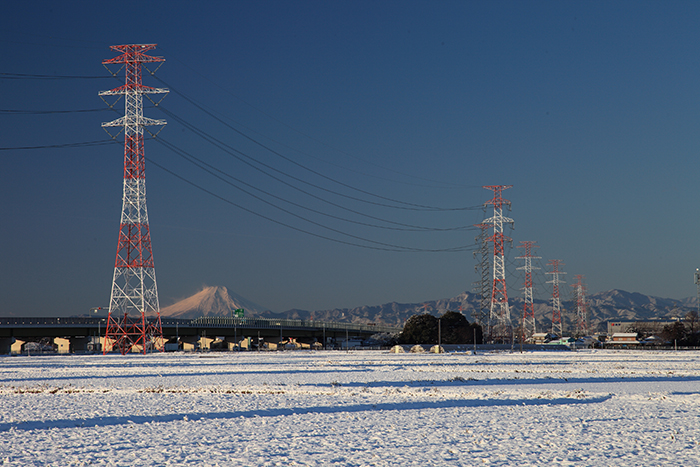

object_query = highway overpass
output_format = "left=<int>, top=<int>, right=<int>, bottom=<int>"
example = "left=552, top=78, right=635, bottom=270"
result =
left=0, top=316, right=402, bottom=353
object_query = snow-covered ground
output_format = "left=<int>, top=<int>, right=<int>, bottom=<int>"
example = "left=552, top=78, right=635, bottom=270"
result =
left=1, top=349, right=699, bottom=466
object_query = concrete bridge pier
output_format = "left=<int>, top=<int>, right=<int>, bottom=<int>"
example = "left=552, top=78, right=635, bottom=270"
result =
left=69, top=337, right=91, bottom=353
left=0, top=337, right=14, bottom=355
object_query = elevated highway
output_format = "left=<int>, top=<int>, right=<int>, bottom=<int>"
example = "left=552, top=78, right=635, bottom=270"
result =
left=0, top=316, right=401, bottom=353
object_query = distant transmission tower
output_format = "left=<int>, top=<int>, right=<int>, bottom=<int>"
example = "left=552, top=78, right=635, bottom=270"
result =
left=482, top=185, right=514, bottom=343
left=694, top=269, right=700, bottom=314
left=99, top=44, right=168, bottom=354
left=546, top=260, right=566, bottom=337
left=472, top=222, right=491, bottom=328
left=516, top=241, right=540, bottom=342
left=571, top=274, right=588, bottom=336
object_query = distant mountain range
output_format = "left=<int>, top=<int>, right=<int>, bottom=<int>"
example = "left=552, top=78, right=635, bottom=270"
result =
left=160, top=286, right=699, bottom=333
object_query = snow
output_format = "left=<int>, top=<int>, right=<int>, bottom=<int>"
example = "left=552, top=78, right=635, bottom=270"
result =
left=1, top=349, right=699, bottom=466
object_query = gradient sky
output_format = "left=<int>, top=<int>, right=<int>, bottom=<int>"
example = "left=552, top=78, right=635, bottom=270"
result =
left=3, top=1, right=700, bottom=317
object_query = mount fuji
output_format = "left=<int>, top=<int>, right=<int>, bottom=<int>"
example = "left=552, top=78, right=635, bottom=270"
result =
left=159, top=286, right=269, bottom=319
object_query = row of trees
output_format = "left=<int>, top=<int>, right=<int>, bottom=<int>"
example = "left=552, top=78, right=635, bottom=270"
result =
left=398, top=311, right=483, bottom=345
left=625, top=310, right=700, bottom=346
left=661, top=311, right=700, bottom=345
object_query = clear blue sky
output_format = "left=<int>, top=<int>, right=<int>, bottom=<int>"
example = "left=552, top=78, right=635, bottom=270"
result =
left=2, top=1, right=700, bottom=317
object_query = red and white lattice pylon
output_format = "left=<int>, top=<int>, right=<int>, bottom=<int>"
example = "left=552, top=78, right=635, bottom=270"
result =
left=546, top=260, right=566, bottom=337
left=571, top=275, right=588, bottom=337
left=99, top=44, right=168, bottom=355
left=482, top=185, right=514, bottom=343
left=516, top=241, right=540, bottom=342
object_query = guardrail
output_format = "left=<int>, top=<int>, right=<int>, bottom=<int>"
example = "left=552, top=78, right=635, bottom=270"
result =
left=189, top=316, right=400, bottom=334
left=0, top=317, right=107, bottom=326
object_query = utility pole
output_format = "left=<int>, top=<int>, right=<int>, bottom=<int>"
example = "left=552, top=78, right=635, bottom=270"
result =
left=546, top=260, right=566, bottom=337
left=482, top=185, right=514, bottom=343
left=99, top=44, right=168, bottom=355
left=516, top=241, right=540, bottom=342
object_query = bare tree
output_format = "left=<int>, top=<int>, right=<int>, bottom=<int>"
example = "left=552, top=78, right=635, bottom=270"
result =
left=686, top=310, right=699, bottom=335
left=625, top=322, right=664, bottom=339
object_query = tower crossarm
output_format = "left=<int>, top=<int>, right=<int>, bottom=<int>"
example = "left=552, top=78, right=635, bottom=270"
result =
left=482, top=185, right=513, bottom=209
left=482, top=215, right=514, bottom=226
left=102, top=44, right=165, bottom=64
left=99, top=86, right=169, bottom=96
left=101, top=116, right=168, bottom=128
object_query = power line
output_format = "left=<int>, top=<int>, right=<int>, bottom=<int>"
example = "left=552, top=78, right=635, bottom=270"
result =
left=155, top=135, right=473, bottom=233
left=153, top=80, right=476, bottom=212
left=3, top=69, right=480, bottom=206
left=0, top=108, right=111, bottom=114
left=0, top=33, right=108, bottom=50
left=0, top=72, right=112, bottom=79
left=160, top=105, right=480, bottom=213
left=3, top=67, right=472, bottom=189
left=1, top=70, right=479, bottom=251
left=146, top=154, right=476, bottom=254
left=5, top=130, right=472, bottom=251
left=154, top=49, right=474, bottom=189
left=0, top=140, right=118, bottom=151
left=150, top=140, right=470, bottom=249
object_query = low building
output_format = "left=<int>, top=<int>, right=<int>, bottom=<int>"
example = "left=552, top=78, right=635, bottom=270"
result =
left=546, top=337, right=576, bottom=347
left=609, top=333, right=640, bottom=346
left=54, top=337, right=70, bottom=354
left=575, top=336, right=596, bottom=348
left=531, top=333, right=548, bottom=344
left=607, top=320, right=675, bottom=337
left=198, top=336, right=214, bottom=350
left=11, top=339, right=24, bottom=354
left=181, top=340, right=196, bottom=351
left=640, top=335, right=663, bottom=346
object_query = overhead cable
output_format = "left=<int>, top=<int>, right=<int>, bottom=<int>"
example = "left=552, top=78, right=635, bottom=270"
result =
left=146, top=154, right=476, bottom=254
left=0, top=108, right=111, bottom=114
left=0, top=72, right=112, bottom=80
left=160, top=106, right=480, bottom=213
left=0, top=140, right=118, bottom=151
left=156, top=135, right=473, bottom=233
left=154, top=48, right=474, bottom=189
left=154, top=77, right=476, bottom=212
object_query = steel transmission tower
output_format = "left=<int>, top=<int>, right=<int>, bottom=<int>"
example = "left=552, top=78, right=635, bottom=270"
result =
left=472, top=222, right=491, bottom=328
left=694, top=269, right=700, bottom=315
left=546, top=260, right=566, bottom=337
left=571, top=275, right=588, bottom=336
left=99, top=44, right=168, bottom=354
left=482, top=185, right=514, bottom=343
left=516, top=241, right=540, bottom=341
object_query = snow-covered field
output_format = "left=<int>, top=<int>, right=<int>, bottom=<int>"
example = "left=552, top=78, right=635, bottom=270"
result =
left=1, top=349, right=699, bottom=466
